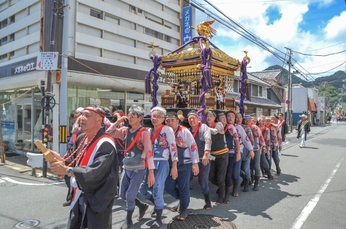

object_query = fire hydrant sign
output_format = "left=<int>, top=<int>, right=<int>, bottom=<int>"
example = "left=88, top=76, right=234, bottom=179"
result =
left=36, top=52, right=59, bottom=70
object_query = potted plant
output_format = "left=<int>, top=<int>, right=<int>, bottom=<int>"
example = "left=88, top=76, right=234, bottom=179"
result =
left=15, top=141, right=24, bottom=150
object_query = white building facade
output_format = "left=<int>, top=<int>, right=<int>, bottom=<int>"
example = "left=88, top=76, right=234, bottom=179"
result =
left=0, top=0, right=183, bottom=151
left=292, top=84, right=319, bottom=126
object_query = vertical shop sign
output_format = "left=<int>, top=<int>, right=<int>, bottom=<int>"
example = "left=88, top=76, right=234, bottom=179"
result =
left=182, top=6, right=193, bottom=45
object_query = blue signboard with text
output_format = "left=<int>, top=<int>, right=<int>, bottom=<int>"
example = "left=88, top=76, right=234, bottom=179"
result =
left=182, top=6, right=193, bottom=45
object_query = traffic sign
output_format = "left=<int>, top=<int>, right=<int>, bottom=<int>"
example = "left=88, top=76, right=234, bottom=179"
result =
left=36, top=52, right=59, bottom=70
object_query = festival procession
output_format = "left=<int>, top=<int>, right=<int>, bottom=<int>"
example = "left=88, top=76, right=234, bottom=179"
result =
left=0, top=0, right=346, bottom=229
left=37, top=21, right=307, bottom=229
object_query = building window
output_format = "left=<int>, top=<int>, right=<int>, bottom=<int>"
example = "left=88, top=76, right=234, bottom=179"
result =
left=90, top=9, right=103, bottom=19
left=129, top=5, right=136, bottom=14
left=0, top=37, right=7, bottom=46
left=1, top=19, right=8, bottom=29
left=259, top=86, right=262, bottom=97
left=267, top=89, right=271, bottom=99
left=252, top=84, right=258, bottom=96
left=105, top=13, right=120, bottom=25
left=144, top=27, right=163, bottom=40
left=165, top=35, right=172, bottom=43
left=9, top=51, right=14, bottom=59
left=147, top=17, right=162, bottom=25
left=0, top=53, right=7, bottom=60
left=9, top=33, right=14, bottom=42
left=10, top=15, right=15, bottom=24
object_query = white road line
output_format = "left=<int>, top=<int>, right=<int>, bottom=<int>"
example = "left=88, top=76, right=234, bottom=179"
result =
left=0, top=178, right=5, bottom=183
left=1, top=177, right=63, bottom=186
left=290, top=156, right=345, bottom=229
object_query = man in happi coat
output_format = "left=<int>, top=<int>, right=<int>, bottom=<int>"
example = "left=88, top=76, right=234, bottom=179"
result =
left=49, top=106, right=118, bottom=229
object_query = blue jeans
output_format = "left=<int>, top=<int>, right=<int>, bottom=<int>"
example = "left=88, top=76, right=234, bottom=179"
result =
left=165, top=163, right=191, bottom=211
left=197, top=161, right=211, bottom=195
left=138, top=160, right=169, bottom=210
left=260, top=149, right=270, bottom=171
left=271, top=148, right=280, bottom=168
left=120, top=169, right=146, bottom=211
left=225, top=154, right=236, bottom=187
left=241, top=147, right=251, bottom=179
left=233, top=158, right=242, bottom=184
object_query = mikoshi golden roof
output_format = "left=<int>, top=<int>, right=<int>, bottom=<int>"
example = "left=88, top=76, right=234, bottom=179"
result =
left=160, top=39, right=241, bottom=85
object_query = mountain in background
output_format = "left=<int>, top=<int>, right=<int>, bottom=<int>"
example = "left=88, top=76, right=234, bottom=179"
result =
left=265, top=65, right=346, bottom=89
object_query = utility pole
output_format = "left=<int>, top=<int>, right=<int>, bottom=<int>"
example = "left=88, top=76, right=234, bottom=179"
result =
left=41, top=0, right=58, bottom=177
left=285, top=47, right=292, bottom=133
left=59, top=0, right=69, bottom=156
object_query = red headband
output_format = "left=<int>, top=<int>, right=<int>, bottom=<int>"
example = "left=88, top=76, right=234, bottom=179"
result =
left=84, top=107, right=105, bottom=120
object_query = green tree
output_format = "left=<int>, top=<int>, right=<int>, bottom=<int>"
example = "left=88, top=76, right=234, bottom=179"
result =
left=315, top=83, right=340, bottom=106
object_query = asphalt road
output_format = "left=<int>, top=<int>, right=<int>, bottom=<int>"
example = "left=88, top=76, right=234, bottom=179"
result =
left=0, top=122, right=345, bottom=229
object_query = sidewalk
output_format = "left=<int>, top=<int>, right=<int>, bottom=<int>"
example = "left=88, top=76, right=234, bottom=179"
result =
left=0, top=151, right=56, bottom=178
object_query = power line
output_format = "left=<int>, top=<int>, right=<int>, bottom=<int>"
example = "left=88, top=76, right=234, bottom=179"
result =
left=186, top=0, right=342, bottom=83
left=308, top=61, right=346, bottom=75
left=292, top=49, right=346, bottom=57
left=191, top=0, right=287, bottom=63
left=303, top=60, right=346, bottom=70
left=299, top=41, right=346, bottom=52
left=191, top=0, right=317, bottom=83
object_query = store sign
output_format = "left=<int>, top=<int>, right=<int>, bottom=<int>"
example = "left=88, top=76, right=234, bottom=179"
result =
left=11, top=60, right=36, bottom=75
left=182, top=6, right=193, bottom=45
left=36, top=52, right=59, bottom=70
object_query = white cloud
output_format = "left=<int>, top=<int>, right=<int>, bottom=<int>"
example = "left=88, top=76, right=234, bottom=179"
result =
left=195, top=0, right=346, bottom=77
left=324, top=11, right=346, bottom=40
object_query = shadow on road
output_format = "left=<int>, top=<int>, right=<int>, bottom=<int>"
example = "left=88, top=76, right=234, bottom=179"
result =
left=226, top=173, right=301, bottom=220
left=281, top=154, right=299, bottom=157
left=300, top=147, right=319, bottom=149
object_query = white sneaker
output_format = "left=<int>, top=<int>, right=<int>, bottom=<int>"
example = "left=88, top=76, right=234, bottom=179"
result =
left=278, top=151, right=282, bottom=155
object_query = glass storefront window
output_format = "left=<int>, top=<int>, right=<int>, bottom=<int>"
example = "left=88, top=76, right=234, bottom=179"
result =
left=1, top=86, right=146, bottom=152
left=1, top=88, right=41, bottom=152
left=67, top=86, right=127, bottom=130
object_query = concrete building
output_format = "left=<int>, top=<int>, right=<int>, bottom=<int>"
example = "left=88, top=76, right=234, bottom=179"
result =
left=0, top=0, right=183, bottom=152
left=291, top=84, right=319, bottom=126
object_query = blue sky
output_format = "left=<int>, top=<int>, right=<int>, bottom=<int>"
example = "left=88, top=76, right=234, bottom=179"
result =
left=193, top=0, right=346, bottom=80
